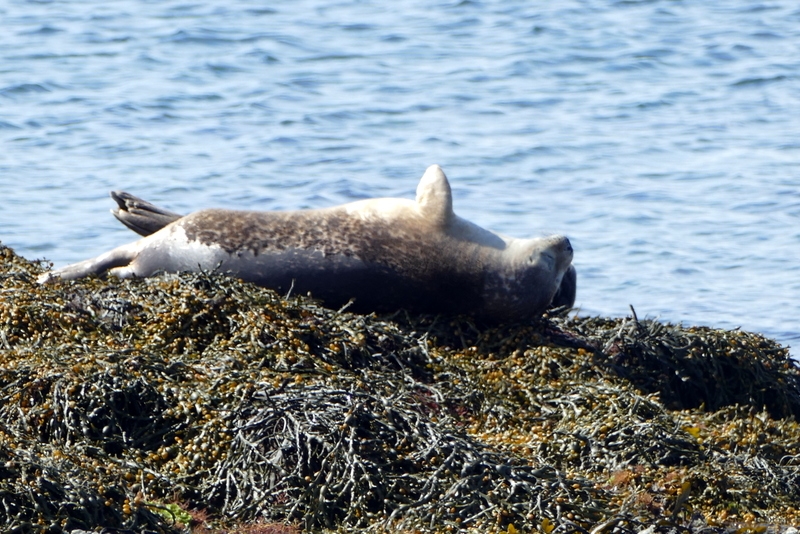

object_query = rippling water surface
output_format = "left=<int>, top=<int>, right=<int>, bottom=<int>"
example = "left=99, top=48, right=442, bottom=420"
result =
left=2, top=0, right=799, bottom=352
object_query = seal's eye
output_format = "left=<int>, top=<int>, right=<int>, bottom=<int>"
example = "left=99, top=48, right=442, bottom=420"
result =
left=534, top=251, right=555, bottom=270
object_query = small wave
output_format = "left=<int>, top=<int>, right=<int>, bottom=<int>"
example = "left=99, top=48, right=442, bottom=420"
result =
left=20, top=25, right=63, bottom=36
left=731, top=75, right=788, bottom=87
left=0, top=83, right=51, bottom=96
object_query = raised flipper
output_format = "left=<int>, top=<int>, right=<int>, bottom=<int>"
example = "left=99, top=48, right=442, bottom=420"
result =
left=415, top=164, right=454, bottom=227
left=110, top=191, right=183, bottom=237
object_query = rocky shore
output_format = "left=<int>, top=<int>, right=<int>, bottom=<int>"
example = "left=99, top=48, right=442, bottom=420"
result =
left=1, top=243, right=798, bottom=534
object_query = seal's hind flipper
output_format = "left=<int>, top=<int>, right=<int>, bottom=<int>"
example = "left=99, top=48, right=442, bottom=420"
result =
left=37, top=242, right=140, bottom=284
left=110, top=191, right=183, bottom=236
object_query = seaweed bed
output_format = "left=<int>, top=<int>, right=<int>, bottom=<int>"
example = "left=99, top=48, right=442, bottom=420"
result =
left=1, top=243, right=799, bottom=534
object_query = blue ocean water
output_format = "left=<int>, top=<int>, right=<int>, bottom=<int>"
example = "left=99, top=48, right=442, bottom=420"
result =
left=1, top=0, right=798, bottom=353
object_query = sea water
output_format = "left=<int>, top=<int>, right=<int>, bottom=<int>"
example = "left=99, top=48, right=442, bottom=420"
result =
left=1, top=0, right=798, bottom=353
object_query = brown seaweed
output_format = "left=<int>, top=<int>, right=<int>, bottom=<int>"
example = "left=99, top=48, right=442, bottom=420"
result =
left=1, top=243, right=799, bottom=533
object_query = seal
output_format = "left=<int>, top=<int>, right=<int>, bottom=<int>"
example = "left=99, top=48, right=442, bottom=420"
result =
left=38, top=165, right=576, bottom=321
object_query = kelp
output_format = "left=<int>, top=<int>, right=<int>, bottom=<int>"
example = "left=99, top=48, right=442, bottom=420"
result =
left=0, top=243, right=799, bottom=534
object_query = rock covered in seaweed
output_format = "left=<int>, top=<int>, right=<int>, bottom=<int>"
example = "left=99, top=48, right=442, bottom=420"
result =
left=1, top=242, right=799, bottom=533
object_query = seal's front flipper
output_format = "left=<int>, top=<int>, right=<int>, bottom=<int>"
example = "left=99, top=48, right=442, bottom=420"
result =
left=111, top=191, right=183, bottom=237
left=415, top=164, right=454, bottom=227
left=550, top=264, right=577, bottom=309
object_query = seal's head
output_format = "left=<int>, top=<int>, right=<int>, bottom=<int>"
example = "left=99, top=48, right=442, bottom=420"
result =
left=482, top=234, right=574, bottom=322
left=529, top=234, right=574, bottom=285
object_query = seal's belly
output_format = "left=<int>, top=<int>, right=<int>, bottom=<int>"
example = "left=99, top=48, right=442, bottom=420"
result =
left=134, top=224, right=484, bottom=314
left=223, top=248, right=483, bottom=314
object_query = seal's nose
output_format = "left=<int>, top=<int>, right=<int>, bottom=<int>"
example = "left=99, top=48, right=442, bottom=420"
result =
left=554, top=236, right=572, bottom=257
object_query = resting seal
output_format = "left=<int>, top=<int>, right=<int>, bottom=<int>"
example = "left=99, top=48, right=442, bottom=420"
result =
left=38, top=165, right=576, bottom=321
